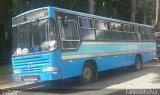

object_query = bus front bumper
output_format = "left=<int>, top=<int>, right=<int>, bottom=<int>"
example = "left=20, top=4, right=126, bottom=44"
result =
left=12, top=72, right=61, bottom=82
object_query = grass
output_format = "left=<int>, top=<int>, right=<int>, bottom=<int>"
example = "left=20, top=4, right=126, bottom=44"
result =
left=0, top=64, right=12, bottom=76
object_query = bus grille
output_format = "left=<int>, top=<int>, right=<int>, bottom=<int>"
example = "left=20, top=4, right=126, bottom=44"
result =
left=12, top=54, right=50, bottom=73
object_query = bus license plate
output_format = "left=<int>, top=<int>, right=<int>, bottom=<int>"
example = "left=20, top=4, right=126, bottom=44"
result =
left=23, top=75, right=38, bottom=81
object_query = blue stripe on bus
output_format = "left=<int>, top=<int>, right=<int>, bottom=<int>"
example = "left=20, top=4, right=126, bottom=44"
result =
left=61, top=42, right=156, bottom=57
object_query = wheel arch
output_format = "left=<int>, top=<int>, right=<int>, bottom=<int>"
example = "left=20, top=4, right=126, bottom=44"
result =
left=82, top=59, right=98, bottom=72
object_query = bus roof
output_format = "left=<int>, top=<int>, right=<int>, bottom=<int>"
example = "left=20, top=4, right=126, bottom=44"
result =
left=13, top=6, right=154, bottom=28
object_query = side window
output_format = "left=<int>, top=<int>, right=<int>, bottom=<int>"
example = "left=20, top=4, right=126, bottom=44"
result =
left=139, top=27, right=145, bottom=33
left=131, top=26, right=134, bottom=32
left=79, top=17, right=95, bottom=40
left=79, top=17, right=93, bottom=28
left=65, top=21, right=79, bottom=40
left=124, top=24, right=136, bottom=41
left=140, top=27, right=148, bottom=41
left=134, top=26, right=139, bottom=32
left=111, top=22, right=123, bottom=31
left=148, top=28, right=154, bottom=41
left=141, top=27, right=154, bottom=41
left=111, top=22, right=125, bottom=41
left=95, top=20, right=112, bottom=40
left=124, top=24, right=130, bottom=32
left=57, top=17, right=65, bottom=40
left=134, top=26, right=141, bottom=41
left=57, top=16, right=80, bottom=50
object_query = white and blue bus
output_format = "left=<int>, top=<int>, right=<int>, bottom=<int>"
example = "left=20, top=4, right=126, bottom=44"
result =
left=12, top=7, right=156, bottom=83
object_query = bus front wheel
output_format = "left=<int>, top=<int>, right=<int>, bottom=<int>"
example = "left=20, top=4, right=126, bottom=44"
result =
left=81, top=63, right=97, bottom=84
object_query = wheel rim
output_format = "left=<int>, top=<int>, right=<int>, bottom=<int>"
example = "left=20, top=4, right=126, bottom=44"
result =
left=83, top=67, right=92, bottom=81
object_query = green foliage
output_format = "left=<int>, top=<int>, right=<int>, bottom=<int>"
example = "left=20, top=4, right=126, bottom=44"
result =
left=11, top=0, right=157, bottom=25
left=0, top=0, right=13, bottom=64
left=136, top=0, right=155, bottom=25
left=0, top=65, right=12, bottom=75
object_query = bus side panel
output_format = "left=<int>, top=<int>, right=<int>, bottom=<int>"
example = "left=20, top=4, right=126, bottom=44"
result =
left=61, top=42, right=98, bottom=79
left=97, top=42, right=115, bottom=71
left=141, top=52, right=156, bottom=63
left=114, top=54, right=129, bottom=68
left=61, top=59, right=84, bottom=79
left=61, top=58, right=99, bottom=79
left=137, top=43, right=156, bottom=63
left=127, top=43, right=136, bottom=66
left=98, top=56, right=115, bottom=71
left=98, top=54, right=136, bottom=71
left=114, top=42, right=129, bottom=68
left=102, top=54, right=136, bottom=69
left=127, top=54, right=137, bottom=65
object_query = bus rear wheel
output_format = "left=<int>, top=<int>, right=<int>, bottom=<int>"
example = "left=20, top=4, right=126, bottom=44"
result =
left=81, top=63, right=97, bottom=84
left=133, top=56, right=142, bottom=71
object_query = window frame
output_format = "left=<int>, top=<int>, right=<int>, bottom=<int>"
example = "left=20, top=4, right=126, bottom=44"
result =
left=111, top=22, right=124, bottom=32
left=57, top=16, right=80, bottom=51
left=140, top=27, right=155, bottom=42
left=123, top=24, right=137, bottom=41
left=78, top=16, right=96, bottom=41
left=78, top=16, right=94, bottom=29
left=94, top=19, right=113, bottom=41
left=111, top=22, right=126, bottom=41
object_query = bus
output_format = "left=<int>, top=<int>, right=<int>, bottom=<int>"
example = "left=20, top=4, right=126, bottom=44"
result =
left=12, top=7, right=156, bottom=83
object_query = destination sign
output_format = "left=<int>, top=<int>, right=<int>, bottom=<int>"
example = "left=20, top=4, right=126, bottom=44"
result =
left=12, top=9, right=48, bottom=26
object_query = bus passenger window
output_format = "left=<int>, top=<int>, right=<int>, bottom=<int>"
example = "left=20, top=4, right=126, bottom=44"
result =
left=58, top=17, right=79, bottom=40
left=79, top=17, right=95, bottom=40
left=79, top=17, right=93, bottom=28
left=66, top=21, right=79, bottom=40
left=134, top=26, right=141, bottom=41
left=111, top=22, right=125, bottom=41
left=147, top=28, right=154, bottom=41
left=95, top=20, right=112, bottom=40
left=111, top=22, right=123, bottom=31
left=58, top=16, right=80, bottom=50
left=123, top=24, right=136, bottom=41
left=57, top=17, right=65, bottom=40
left=131, top=26, right=134, bottom=32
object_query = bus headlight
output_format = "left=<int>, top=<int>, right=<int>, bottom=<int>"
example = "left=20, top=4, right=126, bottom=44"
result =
left=13, top=69, right=21, bottom=74
left=42, top=66, right=57, bottom=72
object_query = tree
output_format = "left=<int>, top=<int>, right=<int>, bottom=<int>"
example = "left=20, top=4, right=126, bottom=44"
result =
left=89, top=0, right=95, bottom=14
left=155, top=0, right=159, bottom=25
left=131, top=0, right=136, bottom=22
left=0, top=0, right=13, bottom=64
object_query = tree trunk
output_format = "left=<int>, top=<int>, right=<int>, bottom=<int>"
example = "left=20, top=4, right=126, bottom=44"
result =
left=155, top=0, right=159, bottom=25
left=143, top=0, right=148, bottom=24
left=131, top=0, right=136, bottom=22
left=89, top=0, right=94, bottom=14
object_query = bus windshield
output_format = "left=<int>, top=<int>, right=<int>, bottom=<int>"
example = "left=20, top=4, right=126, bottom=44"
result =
left=12, top=19, right=57, bottom=55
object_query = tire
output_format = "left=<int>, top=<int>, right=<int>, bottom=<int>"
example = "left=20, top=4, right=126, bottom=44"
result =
left=133, top=56, right=142, bottom=71
left=81, top=63, right=97, bottom=84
